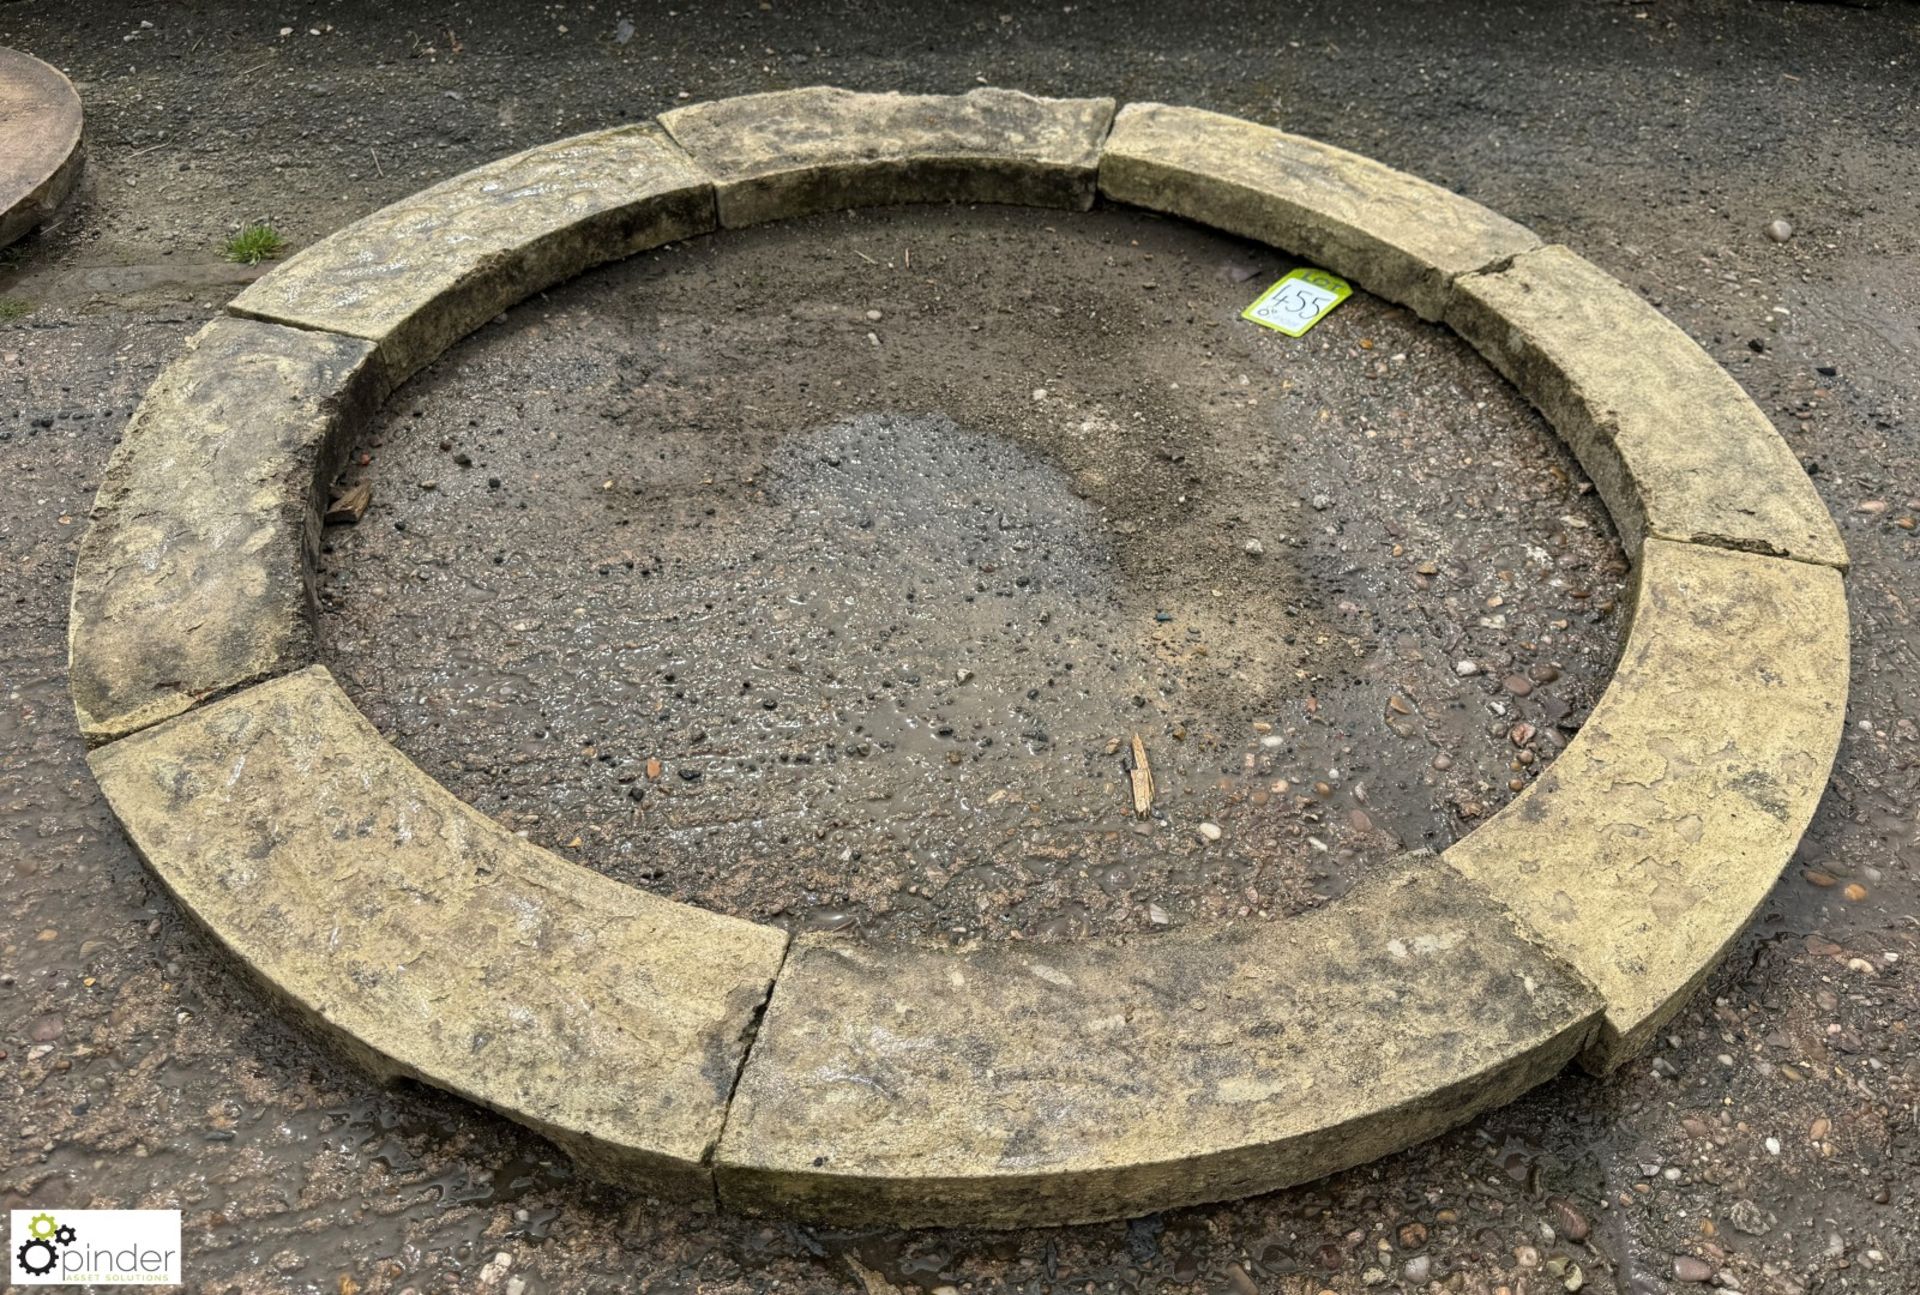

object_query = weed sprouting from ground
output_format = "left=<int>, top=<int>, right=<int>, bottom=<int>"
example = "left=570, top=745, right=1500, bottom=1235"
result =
left=0, top=299, right=32, bottom=321
left=224, top=223, right=286, bottom=265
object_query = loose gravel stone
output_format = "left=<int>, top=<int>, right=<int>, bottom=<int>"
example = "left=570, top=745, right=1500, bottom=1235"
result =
left=1673, top=1255, right=1714, bottom=1283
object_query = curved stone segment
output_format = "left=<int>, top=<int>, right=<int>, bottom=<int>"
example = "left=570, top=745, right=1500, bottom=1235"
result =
left=228, top=123, right=713, bottom=388
left=1447, top=245, right=1847, bottom=568
left=69, top=318, right=382, bottom=746
left=660, top=86, right=1115, bottom=228
left=0, top=47, right=85, bottom=247
left=1445, top=540, right=1848, bottom=1071
left=715, top=859, right=1601, bottom=1227
left=89, top=667, right=789, bottom=1196
left=1098, top=102, right=1538, bottom=320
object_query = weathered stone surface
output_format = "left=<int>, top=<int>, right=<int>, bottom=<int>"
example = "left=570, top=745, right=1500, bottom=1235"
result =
left=1448, top=244, right=1846, bottom=568
left=0, top=48, right=84, bottom=247
left=715, top=858, right=1599, bottom=1226
left=90, top=667, right=789, bottom=1196
left=1098, top=102, right=1537, bottom=320
left=229, top=124, right=713, bottom=386
left=1446, top=540, right=1848, bottom=1071
left=660, top=86, right=1115, bottom=228
left=69, top=318, right=381, bottom=745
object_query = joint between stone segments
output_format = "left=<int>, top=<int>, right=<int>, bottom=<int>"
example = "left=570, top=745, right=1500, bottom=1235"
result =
left=1659, top=530, right=1852, bottom=575
left=1437, top=857, right=1609, bottom=1038
left=223, top=301, right=384, bottom=348
left=706, top=931, right=793, bottom=1191
left=219, top=304, right=411, bottom=404
left=1089, top=97, right=1121, bottom=153
left=77, top=660, right=311, bottom=750
left=648, top=118, right=725, bottom=231
left=1439, top=862, right=1616, bottom=1076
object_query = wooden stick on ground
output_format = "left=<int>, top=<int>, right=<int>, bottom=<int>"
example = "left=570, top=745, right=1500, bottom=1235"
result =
left=1127, top=733, right=1155, bottom=819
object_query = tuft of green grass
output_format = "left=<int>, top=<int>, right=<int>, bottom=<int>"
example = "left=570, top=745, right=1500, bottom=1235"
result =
left=224, top=223, right=286, bottom=265
left=0, top=298, right=32, bottom=321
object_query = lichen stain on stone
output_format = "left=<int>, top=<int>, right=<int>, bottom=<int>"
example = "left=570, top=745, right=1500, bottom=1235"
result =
left=1728, top=768, right=1791, bottom=820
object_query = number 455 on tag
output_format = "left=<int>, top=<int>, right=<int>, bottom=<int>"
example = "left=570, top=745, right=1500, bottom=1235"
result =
left=1241, top=268, right=1351, bottom=337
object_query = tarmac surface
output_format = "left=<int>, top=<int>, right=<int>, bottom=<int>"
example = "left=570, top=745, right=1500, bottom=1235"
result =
left=2, top=3, right=1916, bottom=1293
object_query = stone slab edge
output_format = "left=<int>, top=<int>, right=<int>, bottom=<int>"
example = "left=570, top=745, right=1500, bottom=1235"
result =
left=1445, top=243, right=1848, bottom=571
left=659, top=86, right=1117, bottom=228
left=69, top=317, right=384, bottom=747
left=226, top=123, right=717, bottom=392
left=1445, top=541, right=1848, bottom=1071
left=86, top=664, right=791, bottom=1198
left=0, top=121, right=84, bottom=249
left=1095, top=101, right=1538, bottom=320
left=710, top=857, right=1603, bottom=1227
left=0, top=49, right=86, bottom=247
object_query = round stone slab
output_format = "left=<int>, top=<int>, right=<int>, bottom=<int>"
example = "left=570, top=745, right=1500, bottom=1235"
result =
left=68, top=87, right=1851, bottom=1228
left=0, top=47, right=84, bottom=247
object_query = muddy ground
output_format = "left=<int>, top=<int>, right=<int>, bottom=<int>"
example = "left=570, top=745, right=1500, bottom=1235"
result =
left=2, top=2, right=1917, bottom=1294
left=319, top=203, right=1622, bottom=941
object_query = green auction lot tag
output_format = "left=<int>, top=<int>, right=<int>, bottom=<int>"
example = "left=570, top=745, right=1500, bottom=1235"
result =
left=1241, top=267, right=1352, bottom=336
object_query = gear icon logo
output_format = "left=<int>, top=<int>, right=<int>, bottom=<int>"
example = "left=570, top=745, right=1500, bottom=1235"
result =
left=16, top=1237, right=57, bottom=1276
left=15, top=1212, right=77, bottom=1278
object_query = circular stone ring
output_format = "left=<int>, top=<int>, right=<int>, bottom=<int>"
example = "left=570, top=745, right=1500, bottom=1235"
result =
left=71, top=88, right=1849, bottom=1227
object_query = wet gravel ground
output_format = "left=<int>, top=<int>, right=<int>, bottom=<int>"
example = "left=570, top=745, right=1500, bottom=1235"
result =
left=2, top=2, right=1918, bottom=1293
left=318, top=204, right=1622, bottom=941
